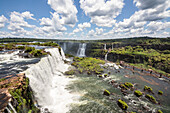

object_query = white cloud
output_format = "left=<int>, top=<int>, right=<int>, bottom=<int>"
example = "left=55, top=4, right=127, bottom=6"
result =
left=78, top=22, right=91, bottom=29
left=48, top=0, right=78, bottom=27
left=21, top=11, right=36, bottom=20
left=147, top=21, right=170, bottom=32
left=73, top=22, right=91, bottom=33
left=8, top=11, right=35, bottom=32
left=80, top=0, right=124, bottom=27
left=39, top=17, right=52, bottom=26
left=95, top=28, right=103, bottom=35
left=88, top=29, right=95, bottom=36
left=0, top=15, right=8, bottom=28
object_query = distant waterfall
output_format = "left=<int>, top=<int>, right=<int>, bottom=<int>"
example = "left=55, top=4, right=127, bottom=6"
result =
left=105, top=53, right=108, bottom=61
left=104, top=44, right=106, bottom=50
left=63, top=43, right=66, bottom=51
left=25, top=48, right=76, bottom=113
left=77, top=43, right=86, bottom=57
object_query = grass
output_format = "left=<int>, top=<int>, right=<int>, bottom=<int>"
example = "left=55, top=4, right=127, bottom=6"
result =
left=73, top=57, right=105, bottom=74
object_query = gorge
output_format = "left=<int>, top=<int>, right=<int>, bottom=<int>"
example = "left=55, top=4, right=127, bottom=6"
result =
left=0, top=38, right=170, bottom=113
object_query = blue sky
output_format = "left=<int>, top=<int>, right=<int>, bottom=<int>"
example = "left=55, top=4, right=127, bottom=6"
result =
left=0, top=0, right=169, bottom=39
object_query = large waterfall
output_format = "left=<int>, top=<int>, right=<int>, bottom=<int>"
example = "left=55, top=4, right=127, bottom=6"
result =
left=25, top=48, right=77, bottom=113
left=77, top=43, right=86, bottom=57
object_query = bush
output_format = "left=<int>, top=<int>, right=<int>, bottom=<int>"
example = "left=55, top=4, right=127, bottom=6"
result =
left=65, top=70, right=75, bottom=75
left=124, top=82, right=133, bottom=88
left=157, top=110, right=163, bottom=113
left=117, top=99, right=128, bottom=110
left=145, top=94, right=157, bottom=103
left=104, top=74, right=108, bottom=77
left=119, top=84, right=128, bottom=90
left=158, top=90, right=163, bottom=95
left=134, top=90, right=142, bottom=97
left=25, top=47, right=35, bottom=53
left=103, top=89, right=110, bottom=96
left=144, top=85, right=153, bottom=92
left=29, top=49, right=42, bottom=57
left=17, top=46, right=25, bottom=50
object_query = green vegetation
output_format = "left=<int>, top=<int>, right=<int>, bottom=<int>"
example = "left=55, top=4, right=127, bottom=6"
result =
left=103, top=89, right=110, bottom=96
left=145, top=94, right=157, bottom=103
left=157, top=109, right=163, bottom=113
left=104, top=74, right=108, bottom=77
left=9, top=78, right=39, bottom=112
left=0, top=78, right=5, bottom=82
left=25, top=46, right=35, bottom=53
left=124, top=82, right=133, bottom=88
left=144, top=86, right=153, bottom=92
left=119, top=84, right=128, bottom=90
left=17, top=46, right=25, bottom=50
left=65, top=70, right=75, bottom=75
left=73, top=57, right=105, bottom=74
left=134, top=90, right=143, bottom=97
left=117, top=99, right=128, bottom=110
left=158, top=90, right=163, bottom=95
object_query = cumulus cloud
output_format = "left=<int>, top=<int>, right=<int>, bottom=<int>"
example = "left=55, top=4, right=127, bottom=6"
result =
left=80, top=0, right=124, bottom=27
left=48, top=0, right=78, bottom=27
left=40, top=17, right=52, bottom=26
left=8, top=11, right=35, bottom=32
left=147, top=21, right=170, bottom=32
left=95, top=28, right=103, bottom=35
left=0, top=15, right=8, bottom=28
left=21, top=11, right=36, bottom=20
left=73, top=22, right=91, bottom=33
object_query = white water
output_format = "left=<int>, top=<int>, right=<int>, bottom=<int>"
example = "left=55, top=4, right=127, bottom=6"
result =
left=105, top=53, right=108, bottom=60
left=25, top=48, right=78, bottom=113
left=104, top=44, right=106, bottom=50
left=77, top=43, right=86, bottom=57
left=63, top=43, right=66, bottom=51
left=5, top=107, right=11, bottom=113
left=8, top=102, right=17, bottom=113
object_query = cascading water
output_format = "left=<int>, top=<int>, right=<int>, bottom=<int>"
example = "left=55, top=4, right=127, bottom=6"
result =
left=105, top=53, right=108, bottom=61
left=63, top=43, right=66, bottom=51
left=104, top=44, right=106, bottom=50
left=77, top=43, right=86, bottom=57
left=25, top=48, right=77, bottom=113
left=8, top=102, right=17, bottom=113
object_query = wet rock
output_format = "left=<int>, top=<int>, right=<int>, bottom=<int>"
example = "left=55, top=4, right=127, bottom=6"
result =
left=103, top=89, right=110, bottom=96
left=117, top=99, right=128, bottom=110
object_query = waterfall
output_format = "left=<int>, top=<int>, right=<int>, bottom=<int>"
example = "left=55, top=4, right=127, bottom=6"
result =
left=8, top=102, right=17, bottom=113
left=25, top=48, right=77, bottom=113
left=5, top=107, right=11, bottom=113
left=63, top=43, right=66, bottom=51
left=105, top=53, right=108, bottom=61
left=104, top=44, right=106, bottom=50
left=77, top=43, right=86, bottom=57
